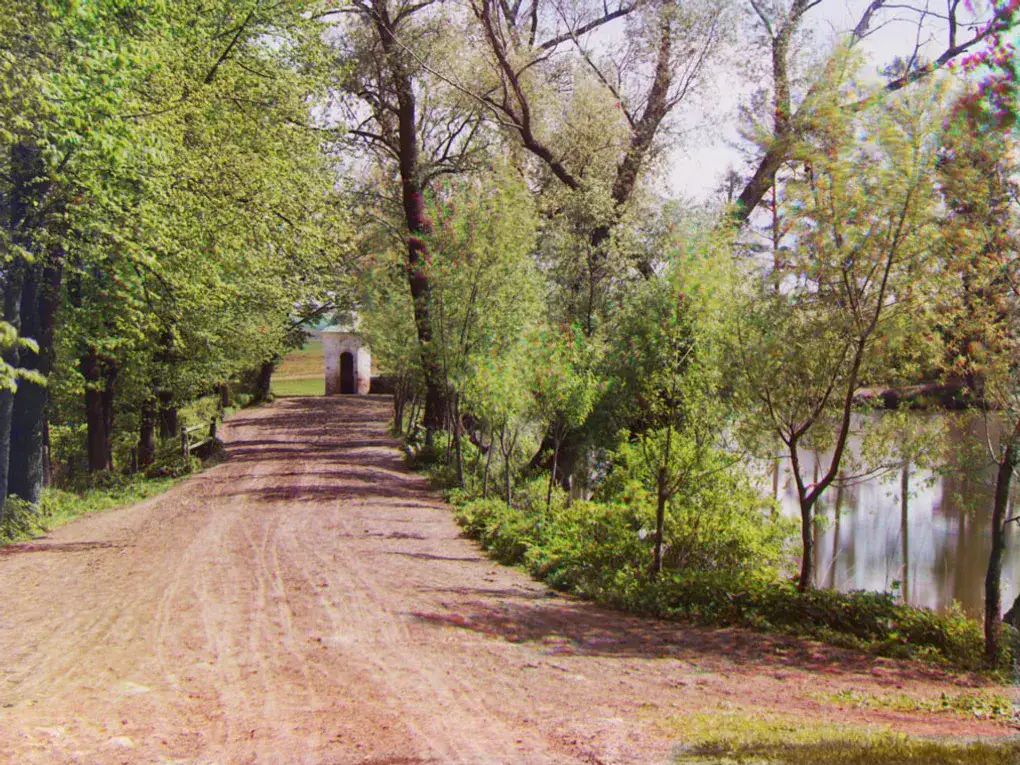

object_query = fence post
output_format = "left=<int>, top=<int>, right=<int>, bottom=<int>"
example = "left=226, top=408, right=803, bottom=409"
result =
left=180, top=426, right=188, bottom=461
left=209, top=417, right=217, bottom=442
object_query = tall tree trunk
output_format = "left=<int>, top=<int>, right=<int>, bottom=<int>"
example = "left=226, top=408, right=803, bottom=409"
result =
left=8, top=370, right=46, bottom=501
left=153, top=328, right=179, bottom=439
left=3, top=141, right=49, bottom=506
left=0, top=375, right=16, bottom=509
left=0, top=268, right=23, bottom=509
left=797, top=495, right=817, bottom=592
left=81, top=351, right=110, bottom=473
left=900, top=461, right=910, bottom=602
left=504, top=454, right=512, bottom=508
left=101, top=364, right=118, bottom=471
left=408, top=396, right=420, bottom=437
left=545, top=437, right=560, bottom=515
left=528, top=429, right=577, bottom=491
left=652, top=422, right=675, bottom=577
left=500, top=425, right=515, bottom=507
left=453, top=396, right=464, bottom=486
left=393, top=382, right=406, bottom=435
left=250, top=358, right=275, bottom=405
left=217, top=382, right=231, bottom=409
left=372, top=0, right=446, bottom=443
left=445, top=403, right=454, bottom=464
left=42, top=420, right=51, bottom=488
left=139, top=397, right=157, bottom=467
left=985, top=438, right=1017, bottom=664
left=157, top=389, right=178, bottom=440
left=9, top=257, right=63, bottom=504
left=482, top=437, right=493, bottom=499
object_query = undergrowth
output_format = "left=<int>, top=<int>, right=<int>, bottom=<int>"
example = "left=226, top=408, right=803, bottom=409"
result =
left=407, top=430, right=1008, bottom=674
left=452, top=494, right=999, bottom=671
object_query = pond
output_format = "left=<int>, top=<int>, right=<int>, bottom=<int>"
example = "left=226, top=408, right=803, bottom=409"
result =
left=770, top=413, right=1019, bottom=618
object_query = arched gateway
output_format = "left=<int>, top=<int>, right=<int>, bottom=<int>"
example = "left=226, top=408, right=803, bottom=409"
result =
left=322, top=328, right=372, bottom=395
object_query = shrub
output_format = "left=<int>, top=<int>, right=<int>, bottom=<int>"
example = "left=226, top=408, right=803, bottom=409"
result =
left=454, top=498, right=537, bottom=564
left=598, top=439, right=794, bottom=574
left=524, top=500, right=646, bottom=592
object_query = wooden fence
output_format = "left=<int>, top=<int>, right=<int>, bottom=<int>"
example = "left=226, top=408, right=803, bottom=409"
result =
left=180, top=418, right=218, bottom=460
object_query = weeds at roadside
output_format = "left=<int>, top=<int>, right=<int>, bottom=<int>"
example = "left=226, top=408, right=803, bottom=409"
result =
left=817, top=688, right=1017, bottom=722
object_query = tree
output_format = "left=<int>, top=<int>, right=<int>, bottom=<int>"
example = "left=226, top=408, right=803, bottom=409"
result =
left=464, top=338, right=535, bottom=504
left=332, top=0, right=486, bottom=446
left=604, top=246, right=734, bottom=573
left=731, top=0, right=1014, bottom=225
left=730, top=60, right=945, bottom=591
left=1, top=1, right=156, bottom=497
left=2, top=0, right=348, bottom=490
left=425, top=170, right=540, bottom=482
left=0, top=322, right=41, bottom=507
left=529, top=325, right=598, bottom=512
left=455, top=0, right=733, bottom=485
left=362, top=267, right=426, bottom=435
left=936, top=85, right=1020, bottom=663
left=468, top=0, right=732, bottom=313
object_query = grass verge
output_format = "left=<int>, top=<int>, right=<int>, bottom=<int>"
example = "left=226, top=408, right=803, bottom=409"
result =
left=271, top=376, right=325, bottom=397
left=817, top=688, right=1015, bottom=721
left=672, top=712, right=1020, bottom=764
left=1, top=475, right=180, bottom=546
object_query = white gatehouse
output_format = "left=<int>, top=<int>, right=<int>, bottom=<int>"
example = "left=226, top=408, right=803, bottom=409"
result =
left=322, top=327, right=372, bottom=395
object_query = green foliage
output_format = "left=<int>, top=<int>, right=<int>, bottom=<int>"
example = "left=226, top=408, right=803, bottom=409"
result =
left=730, top=64, right=949, bottom=451
left=0, top=497, right=46, bottom=543
left=425, top=169, right=540, bottom=389
left=599, top=438, right=793, bottom=572
left=0, top=0, right=353, bottom=484
left=529, top=325, right=598, bottom=436
left=361, top=265, right=425, bottom=401
left=0, top=322, right=42, bottom=393
left=6, top=0, right=1016, bottom=696
left=726, top=62, right=955, bottom=589
left=595, top=229, right=734, bottom=444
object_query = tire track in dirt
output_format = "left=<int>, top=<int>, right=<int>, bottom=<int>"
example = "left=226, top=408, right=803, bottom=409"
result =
left=0, top=396, right=1012, bottom=764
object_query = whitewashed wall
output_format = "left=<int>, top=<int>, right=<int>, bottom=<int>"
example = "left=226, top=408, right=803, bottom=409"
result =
left=322, top=332, right=372, bottom=395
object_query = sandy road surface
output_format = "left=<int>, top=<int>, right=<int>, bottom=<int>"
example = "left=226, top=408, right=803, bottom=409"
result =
left=0, top=396, right=1011, bottom=764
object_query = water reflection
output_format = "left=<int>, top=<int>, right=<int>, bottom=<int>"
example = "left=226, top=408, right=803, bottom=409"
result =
left=771, top=413, right=1018, bottom=617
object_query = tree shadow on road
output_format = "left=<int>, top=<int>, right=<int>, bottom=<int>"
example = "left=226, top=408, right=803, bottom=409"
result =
left=0, top=540, right=125, bottom=555
left=406, top=598, right=981, bottom=686
left=386, top=551, right=486, bottom=563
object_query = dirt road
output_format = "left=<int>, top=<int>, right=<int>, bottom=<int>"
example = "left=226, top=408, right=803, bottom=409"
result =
left=0, top=396, right=1011, bottom=764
